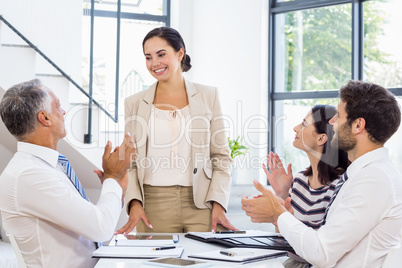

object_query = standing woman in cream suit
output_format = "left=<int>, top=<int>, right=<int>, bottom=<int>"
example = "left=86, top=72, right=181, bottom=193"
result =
left=116, top=27, right=237, bottom=233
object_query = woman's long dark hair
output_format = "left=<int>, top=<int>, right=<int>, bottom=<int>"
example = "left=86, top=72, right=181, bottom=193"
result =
left=303, top=105, right=349, bottom=185
left=142, top=27, right=192, bottom=72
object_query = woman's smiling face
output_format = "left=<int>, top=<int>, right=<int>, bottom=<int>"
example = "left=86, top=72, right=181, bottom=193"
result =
left=143, top=36, right=184, bottom=82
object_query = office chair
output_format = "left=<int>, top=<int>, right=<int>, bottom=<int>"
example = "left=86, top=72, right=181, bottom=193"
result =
left=7, top=233, right=26, bottom=268
left=383, top=245, right=402, bottom=268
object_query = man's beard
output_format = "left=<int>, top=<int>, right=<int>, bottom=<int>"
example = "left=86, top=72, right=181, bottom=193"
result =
left=331, top=122, right=356, bottom=151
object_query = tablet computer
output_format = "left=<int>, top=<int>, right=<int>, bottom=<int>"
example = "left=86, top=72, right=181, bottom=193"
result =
left=123, top=234, right=179, bottom=242
left=115, top=234, right=179, bottom=247
left=143, top=257, right=213, bottom=267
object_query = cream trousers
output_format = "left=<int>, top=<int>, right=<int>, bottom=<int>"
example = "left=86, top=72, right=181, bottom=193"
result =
left=137, top=185, right=212, bottom=233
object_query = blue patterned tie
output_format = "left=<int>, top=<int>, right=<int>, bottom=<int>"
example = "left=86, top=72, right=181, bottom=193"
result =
left=320, top=172, right=349, bottom=227
left=58, top=154, right=104, bottom=247
left=58, top=154, right=89, bottom=201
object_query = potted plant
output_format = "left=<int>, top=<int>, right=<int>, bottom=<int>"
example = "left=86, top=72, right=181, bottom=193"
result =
left=228, top=136, right=249, bottom=184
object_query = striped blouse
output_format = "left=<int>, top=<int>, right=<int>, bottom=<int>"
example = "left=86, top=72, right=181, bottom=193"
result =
left=289, top=171, right=340, bottom=230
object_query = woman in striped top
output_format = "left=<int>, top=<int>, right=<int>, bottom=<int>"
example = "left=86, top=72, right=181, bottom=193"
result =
left=264, top=105, right=349, bottom=229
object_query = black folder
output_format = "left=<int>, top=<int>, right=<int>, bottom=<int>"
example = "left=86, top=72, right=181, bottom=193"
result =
left=185, top=232, right=294, bottom=252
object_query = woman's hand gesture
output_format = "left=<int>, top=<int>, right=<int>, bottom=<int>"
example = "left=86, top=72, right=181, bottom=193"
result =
left=262, top=152, right=293, bottom=200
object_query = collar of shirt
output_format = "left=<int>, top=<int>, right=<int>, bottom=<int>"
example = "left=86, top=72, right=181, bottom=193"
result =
left=346, top=147, right=388, bottom=180
left=17, top=142, right=59, bottom=168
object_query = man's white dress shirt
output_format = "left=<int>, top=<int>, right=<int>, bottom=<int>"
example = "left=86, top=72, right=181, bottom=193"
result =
left=278, top=147, right=402, bottom=267
left=0, top=142, right=123, bottom=268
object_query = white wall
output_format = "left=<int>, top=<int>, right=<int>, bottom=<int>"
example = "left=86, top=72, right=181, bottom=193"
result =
left=0, top=0, right=82, bottom=82
left=171, top=0, right=269, bottom=184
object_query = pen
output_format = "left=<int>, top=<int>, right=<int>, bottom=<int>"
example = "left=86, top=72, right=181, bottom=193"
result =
left=220, top=250, right=254, bottom=256
left=152, top=246, right=176, bottom=251
left=220, top=250, right=236, bottom=256
left=215, top=231, right=246, bottom=234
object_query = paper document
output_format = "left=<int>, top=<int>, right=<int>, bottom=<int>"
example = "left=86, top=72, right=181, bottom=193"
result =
left=188, top=247, right=287, bottom=263
left=92, top=246, right=184, bottom=258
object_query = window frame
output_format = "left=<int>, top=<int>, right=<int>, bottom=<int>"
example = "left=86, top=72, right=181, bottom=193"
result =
left=82, top=0, right=170, bottom=143
left=268, top=0, right=402, bottom=153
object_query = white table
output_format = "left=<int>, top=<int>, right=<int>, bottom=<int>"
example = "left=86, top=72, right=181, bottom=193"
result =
left=94, top=233, right=288, bottom=268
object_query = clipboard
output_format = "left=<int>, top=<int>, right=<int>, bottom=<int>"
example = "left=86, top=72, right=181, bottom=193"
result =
left=188, top=247, right=288, bottom=264
left=185, top=231, right=293, bottom=251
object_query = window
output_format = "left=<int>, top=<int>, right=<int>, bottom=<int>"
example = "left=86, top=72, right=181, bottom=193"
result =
left=363, top=1, right=402, bottom=88
left=269, top=0, right=402, bottom=173
left=81, top=0, right=170, bottom=141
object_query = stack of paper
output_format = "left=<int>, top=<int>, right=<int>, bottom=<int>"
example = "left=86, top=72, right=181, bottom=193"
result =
left=93, top=246, right=184, bottom=258
left=92, top=233, right=182, bottom=258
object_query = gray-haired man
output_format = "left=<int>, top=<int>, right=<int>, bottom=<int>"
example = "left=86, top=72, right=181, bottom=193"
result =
left=0, top=79, right=135, bottom=267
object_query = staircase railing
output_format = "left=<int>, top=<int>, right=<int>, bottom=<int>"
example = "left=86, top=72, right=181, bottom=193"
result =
left=120, top=69, right=146, bottom=102
left=0, top=14, right=118, bottom=141
left=0, top=0, right=170, bottom=144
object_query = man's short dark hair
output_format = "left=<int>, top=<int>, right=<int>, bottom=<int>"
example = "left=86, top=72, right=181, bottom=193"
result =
left=340, top=80, right=401, bottom=144
left=0, top=79, right=49, bottom=140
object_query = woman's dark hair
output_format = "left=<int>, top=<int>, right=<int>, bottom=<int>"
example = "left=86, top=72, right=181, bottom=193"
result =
left=142, top=27, right=192, bottom=72
left=304, top=105, right=349, bottom=185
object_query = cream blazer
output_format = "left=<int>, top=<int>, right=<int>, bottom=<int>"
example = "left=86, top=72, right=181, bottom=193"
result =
left=124, top=79, right=233, bottom=213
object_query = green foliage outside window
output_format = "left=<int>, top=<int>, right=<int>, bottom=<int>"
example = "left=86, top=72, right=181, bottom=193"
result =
left=283, top=3, right=400, bottom=94
left=275, top=1, right=402, bottom=174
